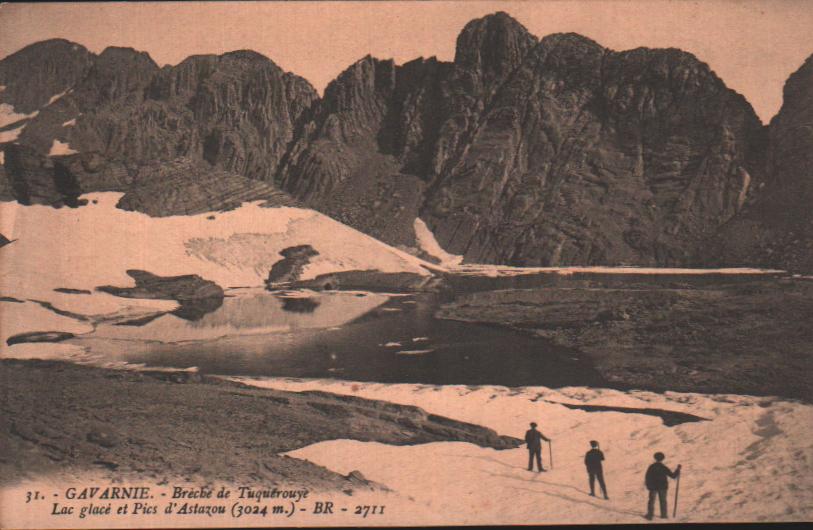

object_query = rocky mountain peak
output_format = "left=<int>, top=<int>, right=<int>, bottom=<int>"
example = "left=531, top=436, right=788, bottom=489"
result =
left=220, top=49, right=277, bottom=64
left=1, top=17, right=811, bottom=272
left=324, top=56, right=396, bottom=107
left=771, top=53, right=813, bottom=134
left=537, top=32, right=603, bottom=52
left=454, top=12, right=537, bottom=90
left=81, top=47, right=159, bottom=105
left=0, top=39, right=94, bottom=113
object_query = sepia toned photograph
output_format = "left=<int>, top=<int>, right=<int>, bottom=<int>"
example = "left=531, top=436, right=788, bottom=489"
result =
left=0, top=0, right=811, bottom=527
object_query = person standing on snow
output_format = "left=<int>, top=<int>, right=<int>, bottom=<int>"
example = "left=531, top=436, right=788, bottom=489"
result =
left=644, top=452, right=681, bottom=520
left=524, top=422, right=551, bottom=472
left=585, top=440, right=608, bottom=499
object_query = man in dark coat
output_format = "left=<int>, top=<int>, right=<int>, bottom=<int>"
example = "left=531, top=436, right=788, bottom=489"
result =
left=645, top=452, right=681, bottom=520
left=585, top=440, right=608, bottom=499
left=524, top=422, right=550, bottom=472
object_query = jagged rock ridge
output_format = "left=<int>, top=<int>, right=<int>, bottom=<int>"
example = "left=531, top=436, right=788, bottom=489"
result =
left=278, top=13, right=769, bottom=266
left=12, top=46, right=317, bottom=182
left=1, top=12, right=811, bottom=270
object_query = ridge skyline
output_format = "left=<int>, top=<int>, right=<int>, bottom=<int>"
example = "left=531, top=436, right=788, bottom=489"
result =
left=2, top=2, right=812, bottom=123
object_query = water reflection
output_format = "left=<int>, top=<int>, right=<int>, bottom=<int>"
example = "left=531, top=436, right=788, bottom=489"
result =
left=281, top=297, right=320, bottom=313
left=71, top=289, right=607, bottom=389
left=92, top=289, right=388, bottom=342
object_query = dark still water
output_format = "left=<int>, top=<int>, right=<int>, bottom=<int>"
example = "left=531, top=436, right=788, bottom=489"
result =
left=71, top=289, right=605, bottom=388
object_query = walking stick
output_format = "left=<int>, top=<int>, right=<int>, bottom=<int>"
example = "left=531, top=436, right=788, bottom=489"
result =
left=673, top=471, right=681, bottom=517
left=548, top=440, right=554, bottom=470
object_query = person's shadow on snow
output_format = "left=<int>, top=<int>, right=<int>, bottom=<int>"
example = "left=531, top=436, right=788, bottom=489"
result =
left=441, top=452, right=520, bottom=470
left=486, top=472, right=640, bottom=518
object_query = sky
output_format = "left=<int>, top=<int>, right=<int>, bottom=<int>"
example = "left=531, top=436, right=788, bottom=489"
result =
left=1, top=1, right=811, bottom=123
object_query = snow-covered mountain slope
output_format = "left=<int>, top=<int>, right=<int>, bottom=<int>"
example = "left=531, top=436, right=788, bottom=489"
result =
left=0, top=192, right=432, bottom=355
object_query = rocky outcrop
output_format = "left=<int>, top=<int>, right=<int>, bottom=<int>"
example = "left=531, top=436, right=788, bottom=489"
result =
left=437, top=276, right=813, bottom=400
left=0, top=147, right=294, bottom=215
left=96, top=270, right=224, bottom=320
left=705, top=54, right=813, bottom=272
left=97, top=269, right=223, bottom=301
left=53, top=151, right=132, bottom=194
left=116, top=158, right=296, bottom=216
left=265, top=245, right=320, bottom=286
left=1, top=144, right=130, bottom=206
left=3, top=143, right=71, bottom=206
left=1, top=360, right=520, bottom=488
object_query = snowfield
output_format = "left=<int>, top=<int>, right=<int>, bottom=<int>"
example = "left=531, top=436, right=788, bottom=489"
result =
left=0, top=192, right=431, bottom=358
left=232, top=377, right=813, bottom=525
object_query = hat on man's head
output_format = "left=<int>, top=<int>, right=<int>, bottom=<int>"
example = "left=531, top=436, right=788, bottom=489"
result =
left=530, top=422, right=537, bottom=428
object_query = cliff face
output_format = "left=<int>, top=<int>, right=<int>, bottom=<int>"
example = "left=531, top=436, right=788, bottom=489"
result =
left=707, top=55, right=813, bottom=272
left=279, top=13, right=767, bottom=265
left=143, top=50, right=318, bottom=180
left=278, top=56, right=436, bottom=247
left=1, top=44, right=313, bottom=214
left=0, top=39, right=94, bottom=114
left=116, top=157, right=297, bottom=216
left=1, top=12, right=810, bottom=270
left=7, top=46, right=317, bottom=182
left=421, top=26, right=766, bottom=266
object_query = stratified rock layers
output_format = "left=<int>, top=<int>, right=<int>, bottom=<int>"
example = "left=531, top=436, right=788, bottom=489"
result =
left=279, top=13, right=767, bottom=266
left=1, top=12, right=811, bottom=271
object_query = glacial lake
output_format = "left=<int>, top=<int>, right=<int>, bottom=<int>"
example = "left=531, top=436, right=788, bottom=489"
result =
left=70, top=288, right=605, bottom=388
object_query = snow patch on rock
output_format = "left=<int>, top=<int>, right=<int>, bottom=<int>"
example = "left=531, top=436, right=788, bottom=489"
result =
left=47, top=90, right=68, bottom=105
left=48, top=139, right=78, bottom=156
left=414, top=217, right=464, bottom=266
left=0, top=102, right=38, bottom=128
left=0, top=124, right=26, bottom=142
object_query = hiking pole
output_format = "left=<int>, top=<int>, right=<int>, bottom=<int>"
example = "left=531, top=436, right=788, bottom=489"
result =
left=548, top=440, right=554, bottom=470
left=673, top=470, right=681, bottom=517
